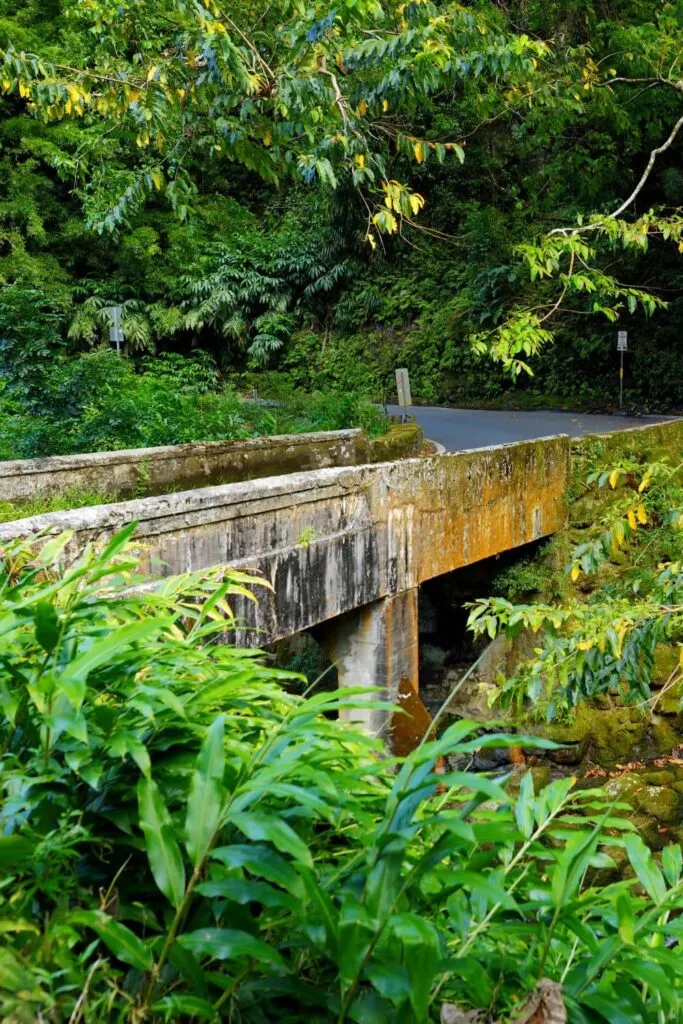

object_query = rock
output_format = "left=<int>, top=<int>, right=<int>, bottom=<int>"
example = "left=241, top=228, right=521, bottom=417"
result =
left=651, top=718, right=682, bottom=756
left=540, top=701, right=648, bottom=769
left=530, top=765, right=551, bottom=790
left=652, top=646, right=681, bottom=689
left=657, top=692, right=683, bottom=716
left=632, top=785, right=681, bottom=824
left=640, top=770, right=676, bottom=786
left=603, top=773, right=643, bottom=805
left=440, top=1006, right=482, bottom=1024
left=546, top=742, right=585, bottom=766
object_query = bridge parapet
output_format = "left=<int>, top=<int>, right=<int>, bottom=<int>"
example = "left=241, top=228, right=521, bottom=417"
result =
left=0, top=435, right=569, bottom=643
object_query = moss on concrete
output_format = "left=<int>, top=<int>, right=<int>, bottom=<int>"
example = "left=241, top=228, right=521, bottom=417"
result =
left=368, top=422, right=423, bottom=462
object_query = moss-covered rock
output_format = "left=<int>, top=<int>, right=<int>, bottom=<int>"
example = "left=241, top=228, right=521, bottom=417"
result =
left=652, top=646, right=681, bottom=689
left=540, top=700, right=648, bottom=769
left=651, top=718, right=682, bottom=755
left=640, top=769, right=676, bottom=786
left=632, top=785, right=681, bottom=824
left=530, top=765, right=551, bottom=790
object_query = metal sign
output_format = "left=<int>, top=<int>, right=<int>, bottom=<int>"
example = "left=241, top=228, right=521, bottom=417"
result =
left=106, top=305, right=125, bottom=353
left=617, top=330, right=628, bottom=352
left=395, top=367, right=412, bottom=412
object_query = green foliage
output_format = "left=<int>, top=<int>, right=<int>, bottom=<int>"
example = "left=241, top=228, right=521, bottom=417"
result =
left=2, top=1, right=683, bottom=408
left=0, top=485, right=118, bottom=524
left=493, top=556, right=554, bottom=603
left=468, top=449, right=683, bottom=721
left=4, top=530, right=683, bottom=1021
left=0, top=342, right=386, bottom=459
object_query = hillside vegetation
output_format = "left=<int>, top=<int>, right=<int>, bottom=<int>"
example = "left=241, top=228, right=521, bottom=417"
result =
left=1, top=0, right=683, bottom=423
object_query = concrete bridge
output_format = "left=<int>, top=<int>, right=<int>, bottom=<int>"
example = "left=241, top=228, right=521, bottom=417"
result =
left=1, top=419, right=679, bottom=742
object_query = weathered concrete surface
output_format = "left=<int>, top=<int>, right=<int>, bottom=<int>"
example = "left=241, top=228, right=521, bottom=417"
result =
left=0, top=435, right=569, bottom=644
left=318, top=589, right=419, bottom=737
left=0, top=423, right=424, bottom=507
left=0, top=430, right=367, bottom=504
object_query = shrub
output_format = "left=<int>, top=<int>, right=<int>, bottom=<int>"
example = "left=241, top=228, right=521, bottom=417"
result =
left=3, top=531, right=683, bottom=1021
left=0, top=286, right=66, bottom=407
left=0, top=349, right=389, bottom=459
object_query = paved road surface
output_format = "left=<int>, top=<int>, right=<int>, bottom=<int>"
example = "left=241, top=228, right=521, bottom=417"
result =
left=386, top=405, right=673, bottom=453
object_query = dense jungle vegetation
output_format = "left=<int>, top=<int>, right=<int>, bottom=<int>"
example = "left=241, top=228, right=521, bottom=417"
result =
left=2, top=0, right=683, bottom=450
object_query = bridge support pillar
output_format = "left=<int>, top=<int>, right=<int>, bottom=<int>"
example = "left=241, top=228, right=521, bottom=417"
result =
left=319, top=589, right=421, bottom=743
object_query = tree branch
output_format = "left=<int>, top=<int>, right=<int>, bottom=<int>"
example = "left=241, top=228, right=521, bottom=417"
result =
left=550, top=110, right=683, bottom=235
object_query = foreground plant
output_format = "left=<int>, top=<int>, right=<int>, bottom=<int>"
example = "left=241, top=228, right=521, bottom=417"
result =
left=3, top=529, right=683, bottom=1021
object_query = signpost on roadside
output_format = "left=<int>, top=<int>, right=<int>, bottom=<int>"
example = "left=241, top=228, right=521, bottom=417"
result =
left=617, top=330, right=628, bottom=411
left=106, top=305, right=125, bottom=354
left=395, top=367, right=412, bottom=422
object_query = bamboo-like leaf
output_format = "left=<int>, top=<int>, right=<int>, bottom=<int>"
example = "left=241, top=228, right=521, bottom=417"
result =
left=185, top=714, right=226, bottom=867
left=624, top=833, right=667, bottom=904
left=179, top=927, right=285, bottom=967
left=72, top=911, right=153, bottom=972
left=59, top=619, right=162, bottom=709
left=231, top=811, right=312, bottom=866
left=138, top=777, right=185, bottom=908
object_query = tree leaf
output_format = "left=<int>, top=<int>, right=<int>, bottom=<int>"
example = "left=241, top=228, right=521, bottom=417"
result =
left=152, top=995, right=216, bottom=1021
left=59, top=619, right=161, bottom=709
left=515, top=771, right=535, bottom=839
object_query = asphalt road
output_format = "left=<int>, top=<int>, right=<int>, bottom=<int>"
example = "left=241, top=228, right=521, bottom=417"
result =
left=386, top=405, right=674, bottom=453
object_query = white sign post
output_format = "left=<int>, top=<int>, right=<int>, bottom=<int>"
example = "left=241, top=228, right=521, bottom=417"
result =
left=106, top=305, right=125, bottom=354
left=617, top=331, right=628, bottom=410
left=395, top=367, right=412, bottom=421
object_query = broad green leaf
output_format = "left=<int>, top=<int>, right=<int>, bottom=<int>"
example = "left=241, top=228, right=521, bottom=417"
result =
left=624, top=834, right=667, bottom=904
left=389, top=913, right=440, bottom=1021
left=515, top=771, right=534, bottom=839
left=59, top=619, right=162, bottom=708
left=551, top=828, right=600, bottom=907
left=72, top=911, right=153, bottom=972
left=365, top=961, right=411, bottom=1002
left=138, top=777, right=185, bottom=908
left=662, top=843, right=683, bottom=886
left=168, top=943, right=209, bottom=998
left=196, top=876, right=298, bottom=912
left=0, top=836, right=33, bottom=867
left=231, top=811, right=312, bottom=866
left=34, top=601, right=59, bottom=653
left=152, top=995, right=216, bottom=1021
left=580, top=992, right=638, bottom=1024
left=615, top=892, right=634, bottom=944
left=185, top=714, right=226, bottom=867
left=211, top=844, right=303, bottom=892
left=179, top=927, right=285, bottom=967
left=97, top=522, right=139, bottom=563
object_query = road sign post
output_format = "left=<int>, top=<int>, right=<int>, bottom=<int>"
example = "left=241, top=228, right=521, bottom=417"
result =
left=106, top=305, right=125, bottom=354
left=617, top=331, right=628, bottom=410
left=395, top=367, right=412, bottom=422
